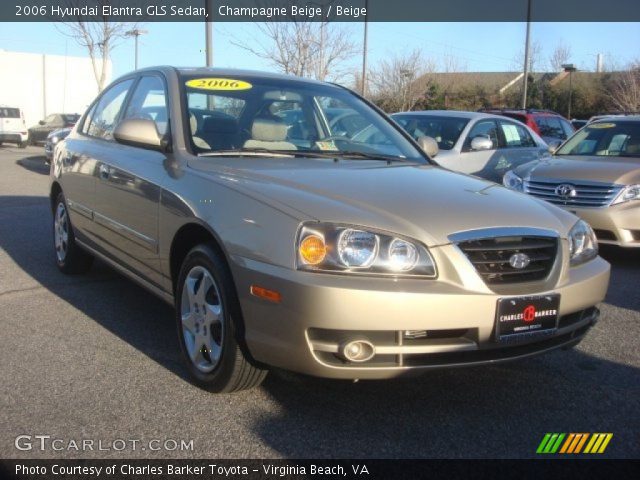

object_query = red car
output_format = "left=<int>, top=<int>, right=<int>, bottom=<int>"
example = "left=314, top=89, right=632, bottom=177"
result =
left=480, top=108, right=574, bottom=146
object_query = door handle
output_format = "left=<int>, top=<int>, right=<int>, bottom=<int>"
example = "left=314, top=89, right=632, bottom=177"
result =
left=99, top=164, right=110, bottom=179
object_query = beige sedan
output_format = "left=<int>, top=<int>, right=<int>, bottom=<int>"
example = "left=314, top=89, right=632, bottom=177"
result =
left=50, top=67, right=610, bottom=392
left=504, top=117, right=640, bottom=248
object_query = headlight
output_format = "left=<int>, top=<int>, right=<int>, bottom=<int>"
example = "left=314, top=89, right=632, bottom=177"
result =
left=611, top=184, right=640, bottom=205
left=503, top=170, right=523, bottom=191
left=297, top=223, right=436, bottom=277
left=49, top=136, right=60, bottom=144
left=568, top=220, right=598, bottom=266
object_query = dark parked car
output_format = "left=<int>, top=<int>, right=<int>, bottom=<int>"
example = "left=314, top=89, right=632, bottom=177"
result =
left=29, top=113, right=79, bottom=145
left=45, top=127, right=72, bottom=164
left=480, top=108, right=574, bottom=147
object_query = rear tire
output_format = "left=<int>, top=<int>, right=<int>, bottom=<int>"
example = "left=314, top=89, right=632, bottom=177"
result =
left=175, top=244, right=267, bottom=392
left=18, top=141, right=27, bottom=149
left=53, top=192, right=93, bottom=274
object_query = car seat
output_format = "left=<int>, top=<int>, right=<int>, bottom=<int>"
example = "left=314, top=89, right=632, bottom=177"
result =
left=243, top=117, right=297, bottom=151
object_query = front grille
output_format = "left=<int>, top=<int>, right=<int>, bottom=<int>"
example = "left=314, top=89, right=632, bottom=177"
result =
left=457, top=236, right=557, bottom=284
left=524, top=179, right=622, bottom=208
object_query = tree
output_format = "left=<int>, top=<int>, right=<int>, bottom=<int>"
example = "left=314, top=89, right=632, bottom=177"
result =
left=232, top=21, right=357, bottom=82
left=548, top=42, right=572, bottom=72
left=58, top=1, right=138, bottom=92
left=512, top=40, right=543, bottom=73
left=608, top=60, right=640, bottom=112
left=369, top=50, right=435, bottom=112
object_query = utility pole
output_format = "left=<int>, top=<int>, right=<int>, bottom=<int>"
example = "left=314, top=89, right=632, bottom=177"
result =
left=125, top=29, right=148, bottom=70
left=562, top=64, right=577, bottom=119
left=205, top=0, right=213, bottom=67
left=521, top=0, right=532, bottom=109
left=361, top=0, right=369, bottom=96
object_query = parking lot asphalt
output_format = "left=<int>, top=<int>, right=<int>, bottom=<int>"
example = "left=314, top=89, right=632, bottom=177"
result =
left=0, top=145, right=639, bottom=460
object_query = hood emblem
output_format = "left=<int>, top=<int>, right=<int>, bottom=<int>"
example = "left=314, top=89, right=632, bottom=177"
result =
left=555, top=184, right=577, bottom=198
left=509, top=253, right=531, bottom=270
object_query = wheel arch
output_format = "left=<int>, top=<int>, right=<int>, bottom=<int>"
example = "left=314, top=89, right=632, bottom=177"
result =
left=50, top=181, right=62, bottom=212
left=169, top=221, right=233, bottom=296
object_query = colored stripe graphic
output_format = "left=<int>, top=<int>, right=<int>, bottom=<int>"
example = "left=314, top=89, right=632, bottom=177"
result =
left=584, top=433, right=613, bottom=454
left=537, top=433, right=565, bottom=454
left=539, top=433, right=613, bottom=454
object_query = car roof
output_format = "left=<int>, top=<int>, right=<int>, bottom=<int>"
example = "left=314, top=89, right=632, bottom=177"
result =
left=392, top=110, right=506, bottom=120
left=590, top=115, right=640, bottom=122
left=130, top=66, right=339, bottom=89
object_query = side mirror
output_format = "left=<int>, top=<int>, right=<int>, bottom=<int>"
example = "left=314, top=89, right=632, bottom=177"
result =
left=39, top=120, right=45, bottom=125
left=114, top=118, right=164, bottom=151
left=417, top=135, right=439, bottom=158
left=470, top=135, right=493, bottom=151
left=547, top=140, right=562, bottom=154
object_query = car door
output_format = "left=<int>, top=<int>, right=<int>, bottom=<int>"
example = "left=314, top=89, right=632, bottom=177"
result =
left=490, top=119, right=548, bottom=180
left=59, top=79, right=135, bottom=245
left=92, top=74, right=169, bottom=289
left=440, top=119, right=500, bottom=178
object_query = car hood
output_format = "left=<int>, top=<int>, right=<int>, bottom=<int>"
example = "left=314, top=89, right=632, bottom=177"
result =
left=514, top=155, right=640, bottom=185
left=189, top=157, right=577, bottom=246
left=47, top=127, right=72, bottom=140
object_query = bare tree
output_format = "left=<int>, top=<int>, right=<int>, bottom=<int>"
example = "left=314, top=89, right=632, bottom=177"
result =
left=512, top=40, right=543, bottom=73
left=231, top=21, right=357, bottom=82
left=57, top=1, right=138, bottom=91
left=369, top=50, right=436, bottom=112
left=609, top=59, right=640, bottom=111
left=549, top=42, right=572, bottom=72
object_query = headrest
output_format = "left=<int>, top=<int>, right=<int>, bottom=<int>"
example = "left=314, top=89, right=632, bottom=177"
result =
left=189, top=113, right=197, bottom=135
left=202, top=115, right=238, bottom=134
left=251, top=118, right=287, bottom=142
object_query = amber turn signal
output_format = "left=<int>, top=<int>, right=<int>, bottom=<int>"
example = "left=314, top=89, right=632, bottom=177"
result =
left=299, top=234, right=327, bottom=265
left=250, top=285, right=282, bottom=303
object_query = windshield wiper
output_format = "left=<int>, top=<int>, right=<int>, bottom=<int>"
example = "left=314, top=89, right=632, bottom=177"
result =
left=198, top=148, right=413, bottom=163
left=337, top=151, right=413, bottom=163
left=198, top=148, right=296, bottom=158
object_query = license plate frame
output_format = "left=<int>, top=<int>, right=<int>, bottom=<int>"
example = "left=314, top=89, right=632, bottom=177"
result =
left=495, top=294, right=560, bottom=343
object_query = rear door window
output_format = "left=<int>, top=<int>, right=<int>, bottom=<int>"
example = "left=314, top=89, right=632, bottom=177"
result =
left=536, top=116, right=566, bottom=139
left=498, top=120, right=537, bottom=148
left=0, top=108, right=20, bottom=118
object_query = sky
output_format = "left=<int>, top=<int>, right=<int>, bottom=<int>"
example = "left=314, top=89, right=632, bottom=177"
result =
left=0, top=21, right=638, bottom=82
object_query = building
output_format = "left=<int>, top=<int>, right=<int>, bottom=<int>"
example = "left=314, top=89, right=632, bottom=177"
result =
left=0, top=50, right=111, bottom=128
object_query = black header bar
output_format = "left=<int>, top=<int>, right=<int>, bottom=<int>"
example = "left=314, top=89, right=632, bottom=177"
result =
left=2, top=0, right=640, bottom=22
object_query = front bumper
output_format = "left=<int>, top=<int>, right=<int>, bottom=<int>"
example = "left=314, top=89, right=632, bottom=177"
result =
left=231, top=254, right=610, bottom=379
left=566, top=203, right=640, bottom=248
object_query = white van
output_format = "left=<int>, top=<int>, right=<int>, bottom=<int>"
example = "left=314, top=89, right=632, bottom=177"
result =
left=0, top=106, right=28, bottom=148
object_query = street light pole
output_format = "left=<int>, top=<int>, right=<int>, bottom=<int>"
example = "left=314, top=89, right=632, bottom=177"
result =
left=562, top=63, right=577, bottom=119
left=521, top=0, right=532, bottom=109
left=361, top=0, right=369, bottom=97
left=205, top=0, right=213, bottom=67
left=125, top=29, right=148, bottom=70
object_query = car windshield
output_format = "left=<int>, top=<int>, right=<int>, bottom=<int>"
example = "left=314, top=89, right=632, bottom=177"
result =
left=556, top=121, right=640, bottom=158
left=62, top=114, right=80, bottom=124
left=181, top=75, right=426, bottom=162
left=392, top=114, right=469, bottom=151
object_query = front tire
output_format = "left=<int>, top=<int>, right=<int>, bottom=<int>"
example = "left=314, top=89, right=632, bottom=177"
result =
left=175, top=244, right=267, bottom=392
left=53, top=193, right=93, bottom=274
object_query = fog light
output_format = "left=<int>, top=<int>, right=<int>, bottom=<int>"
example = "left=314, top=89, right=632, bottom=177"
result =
left=339, top=339, right=375, bottom=363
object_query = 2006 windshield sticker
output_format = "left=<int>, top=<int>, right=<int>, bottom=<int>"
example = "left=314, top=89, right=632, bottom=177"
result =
left=185, top=78, right=252, bottom=91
